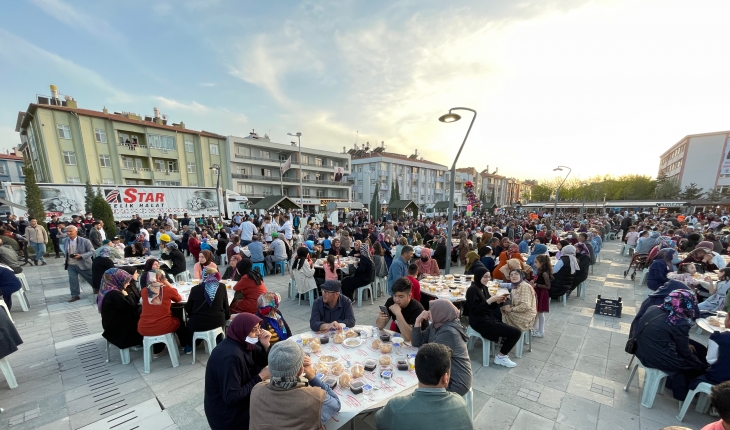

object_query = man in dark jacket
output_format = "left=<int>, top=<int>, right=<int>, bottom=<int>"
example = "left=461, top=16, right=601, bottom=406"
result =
left=160, top=237, right=186, bottom=278
left=309, top=281, right=356, bottom=331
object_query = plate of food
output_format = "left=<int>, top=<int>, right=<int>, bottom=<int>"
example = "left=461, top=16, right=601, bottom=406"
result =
left=343, top=338, right=365, bottom=348
left=318, top=354, right=341, bottom=364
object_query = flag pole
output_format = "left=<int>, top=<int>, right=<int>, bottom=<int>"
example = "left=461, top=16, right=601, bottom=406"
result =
left=280, top=167, right=284, bottom=196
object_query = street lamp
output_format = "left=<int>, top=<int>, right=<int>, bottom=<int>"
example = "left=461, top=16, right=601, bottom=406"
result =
left=438, top=107, right=477, bottom=275
left=209, top=164, right=221, bottom=220
left=287, top=132, right=303, bottom=209
left=551, top=166, right=572, bottom=230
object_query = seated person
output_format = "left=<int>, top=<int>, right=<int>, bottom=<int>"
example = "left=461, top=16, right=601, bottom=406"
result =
left=256, top=292, right=291, bottom=345
left=341, top=243, right=375, bottom=300
left=646, top=249, right=679, bottom=291
left=699, top=268, right=730, bottom=312
left=691, top=313, right=730, bottom=401
left=309, top=280, right=355, bottom=331
left=230, top=259, right=267, bottom=315
left=669, top=263, right=714, bottom=295
left=327, top=238, right=347, bottom=257
left=0, top=263, right=22, bottom=310
left=247, top=235, right=265, bottom=264
left=250, top=341, right=341, bottom=428
left=193, top=250, right=218, bottom=280
left=681, top=247, right=719, bottom=273
left=569, top=243, right=592, bottom=294
left=93, top=239, right=122, bottom=260
left=549, top=244, right=578, bottom=299
left=138, top=270, right=192, bottom=355
left=124, top=242, right=145, bottom=258
left=160, top=239, right=186, bottom=278
left=696, top=241, right=727, bottom=270
left=478, top=245, right=496, bottom=274
left=376, top=277, right=425, bottom=342
left=703, top=381, right=730, bottom=430
left=411, top=299, right=472, bottom=396
left=0, top=238, right=22, bottom=274
left=185, top=268, right=230, bottom=338
left=265, top=233, right=288, bottom=274
left=91, top=247, right=116, bottom=294
left=98, top=268, right=142, bottom=350
left=499, top=269, right=537, bottom=333
left=629, top=280, right=698, bottom=339
left=117, top=265, right=142, bottom=306
left=223, top=254, right=242, bottom=280
left=416, top=248, right=440, bottom=278
left=323, top=255, right=339, bottom=282
left=374, top=343, right=472, bottom=430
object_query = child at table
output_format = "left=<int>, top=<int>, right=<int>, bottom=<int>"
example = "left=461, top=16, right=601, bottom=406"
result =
left=323, top=255, right=339, bottom=281
left=531, top=255, right=552, bottom=338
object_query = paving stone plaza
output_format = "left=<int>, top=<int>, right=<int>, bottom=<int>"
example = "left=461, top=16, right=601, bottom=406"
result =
left=0, top=240, right=715, bottom=430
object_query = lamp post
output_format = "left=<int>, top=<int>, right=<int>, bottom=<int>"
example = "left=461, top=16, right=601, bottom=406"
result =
left=438, top=107, right=477, bottom=275
left=209, top=164, right=221, bottom=220
left=551, top=166, right=572, bottom=230
left=287, top=132, right=302, bottom=209
left=581, top=182, right=588, bottom=217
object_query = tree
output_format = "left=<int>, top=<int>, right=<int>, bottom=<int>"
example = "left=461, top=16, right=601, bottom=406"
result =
left=389, top=180, right=397, bottom=207
left=394, top=180, right=401, bottom=201
left=530, top=184, right=553, bottom=202
left=705, top=188, right=723, bottom=202
left=655, top=176, right=681, bottom=200
left=24, top=164, right=46, bottom=222
left=84, top=179, right=95, bottom=214
left=679, top=183, right=704, bottom=200
left=91, top=193, right=117, bottom=238
left=370, top=183, right=380, bottom=221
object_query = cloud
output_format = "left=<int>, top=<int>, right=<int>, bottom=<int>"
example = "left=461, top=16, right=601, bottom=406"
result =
left=29, top=0, right=124, bottom=43
left=199, top=83, right=217, bottom=87
left=153, top=96, right=210, bottom=113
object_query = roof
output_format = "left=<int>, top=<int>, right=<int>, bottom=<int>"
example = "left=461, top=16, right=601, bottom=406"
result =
left=660, top=130, right=730, bottom=158
left=17, top=104, right=226, bottom=139
left=0, top=154, right=23, bottom=161
left=351, top=151, right=447, bottom=168
left=387, top=199, right=419, bottom=210
left=434, top=200, right=457, bottom=209
left=249, top=196, right=301, bottom=210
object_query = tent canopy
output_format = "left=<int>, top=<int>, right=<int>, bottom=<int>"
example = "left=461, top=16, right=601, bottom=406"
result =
left=250, top=196, right=301, bottom=210
left=388, top=200, right=419, bottom=211
left=434, top=200, right=458, bottom=209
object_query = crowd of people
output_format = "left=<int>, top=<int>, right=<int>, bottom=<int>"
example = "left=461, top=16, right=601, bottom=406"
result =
left=5, top=205, right=730, bottom=429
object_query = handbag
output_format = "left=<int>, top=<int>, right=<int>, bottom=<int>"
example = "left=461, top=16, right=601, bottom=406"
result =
left=625, top=313, right=664, bottom=354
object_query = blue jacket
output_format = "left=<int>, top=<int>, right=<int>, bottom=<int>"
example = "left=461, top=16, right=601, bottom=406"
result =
left=518, top=240, right=529, bottom=254
left=646, top=260, right=670, bottom=291
left=387, top=256, right=410, bottom=295
left=0, top=266, right=22, bottom=302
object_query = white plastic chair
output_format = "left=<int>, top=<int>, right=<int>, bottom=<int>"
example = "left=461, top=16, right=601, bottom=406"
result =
left=0, top=301, right=13, bottom=324
left=0, top=357, right=17, bottom=389
left=463, top=388, right=473, bottom=421
left=577, top=282, right=587, bottom=300
left=624, top=359, right=669, bottom=408
left=298, top=287, right=318, bottom=307
left=677, top=382, right=714, bottom=421
left=15, top=273, right=29, bottom=291
left=288, top=278, right=297, bottom=300
left=356, top=284, right=374, bottom=307
left=105, top=340, right=130, bottom=364
left=191, top=327, right=224, bottom=364
left=639, top=268, right=649, bottom=285
left=514, top=330, right=532, bottom=358
left=11, top=290, right=29, bottom=312
left=466, top=326, right=498, bottom=367
left=143, top=333, right=180, bottom=373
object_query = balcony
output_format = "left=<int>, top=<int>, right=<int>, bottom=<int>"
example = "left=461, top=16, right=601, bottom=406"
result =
left=121, top=167, right=153, bottom=179
left=149, top=146, right=178, bottom=159
left=411, top=187, right=418, bottom=193
left=152, top=169, right=181, bottom=180
left=117, top=143, right=149, bottom=156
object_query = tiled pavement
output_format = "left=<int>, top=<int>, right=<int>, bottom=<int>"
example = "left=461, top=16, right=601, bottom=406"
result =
left=0, top=241, right=716, bottom=430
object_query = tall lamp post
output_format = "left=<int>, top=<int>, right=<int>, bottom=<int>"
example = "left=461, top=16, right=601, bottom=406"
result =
left=209, top=164, right=221, bottom=219
left=438, top=107, right=477, bottom=275
left=550, top=166, right=572, bottom=230
left=287, top=132, right=303, bottom=208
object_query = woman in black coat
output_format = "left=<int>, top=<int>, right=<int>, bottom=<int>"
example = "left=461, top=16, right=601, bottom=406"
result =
left=118, top=266, right=142, bottom=307
left=99, top=268, right=143, bottom=349
left=341, top=244, right=375, bottom=300
left=466, top=266, right=522, bottom=367
left=91, top=248, right=116, bottom=294
left=569, top=243, right=592, bottom=294
left=432, top=237, right=448, bottom=271
left=635, top=290, right=708, bottom=400
left=185, top=268, right=230, bottom=337
left=550, top=245, right=577, bottom=299
left=161, top=242, right=186, bottom=277
left=204, top=313, right=271, bottom=430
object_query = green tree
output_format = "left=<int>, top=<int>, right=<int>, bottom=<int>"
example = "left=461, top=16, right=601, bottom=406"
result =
left=370, top=183, right=380, bottom=221
left=679, top=183, right=704, bottom=200
left=530, top=184, right=553, bottom=202
left=394, top=180, right=401, bottom=201
left=91, top=193, right=117, bottom=238
left=24, top=164, right=46, bottom=222
left=655, top=176, right=681, bottom=199
left=705, top=188, right=723, bottom=202
left=84, top=179, right=95, bottom=214
left=389, top=180, right=397, bottom=207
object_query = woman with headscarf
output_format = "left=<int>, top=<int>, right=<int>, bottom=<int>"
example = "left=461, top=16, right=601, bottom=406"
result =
left=255, top=292, right=291, bottom=345
left=161, top=240, right=186, bottom=278
left=92, top=247, right=116, bottom=294
left=634, top=290, right=708, bottom=400
left=188, top=231, right=202, bottom=263
left=693, top=241, right=727, bottom=270
left=466, top=266, right=522, bottom=368
left=478, top=246, right=496, bottom=273
left=372, top=242, right=389, bottom=279
left=140, top=258, right=167, bottom=289
left=647, top=249, right=680, bottom=291
left=185, top=267, right=230, bottom=340
left=499, top=269, right=537, bottom=332
left=204, top=313, right=271, bottom=429
left=570, top=243, right=592, bottom=294
left=432, top=236, right=448, bottom=271
left=411, top=299, right=472, bottom=395
left=492, top=244, right=525, bottom=281
left=193, top=250, right=218, bottom=281
left=498, top=258, right=532, bottom=281
left=464, top=251, right=485, bottom=275
left=416, top=248, right=440, bottom=277
left=99, top=268, right=143, bottom=350
left=118, top=265, right=142, bottom=306
left=679, top=233, right=701, bottom=253
left=526, top=243, right=548, bottom=273
left=138, top=269, right=192, bottom=355
left=230, top=259, right=267, bottom=315
left=341, top=243, right=375, bottom=300
left=550, top=244, right=579, bottom=299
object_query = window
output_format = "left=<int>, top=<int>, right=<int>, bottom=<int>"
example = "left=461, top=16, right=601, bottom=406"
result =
left=99, top=154, right=111, bottom=167
left=315, top=157, right=323, bottom=167
left=185, top=140, right=194, bottom=153
left=412, top=167, right=419, bottom=174
left=210, top=143, right=219, bottom=155
left=103, top=179, right=114, bottom=185
left=187, top=162, right=196, bottom=173
left=57, top=125, right=71, bottom=139
left=147, top=134, right=176, bottom=150
left=155, top=180, right=181, bottom=186
left=167, top=161, right=177, bottom=172
left=260, top=150, right=270, bottom=159
left=0, top=165, right=5, bottom=175
left=357, top=193, right=363, bottom=200
left=236, top=146, right=250, bottom=156
left=262, top=186, right=273, bottom=196
left=122, top=157, right=133, bottom=169
left=237, top=166, right=248, bottom=175
left=301, top=155, right=309, bottom=164
left=238, top=184, right=253, bottom=194
left=278, top=154, right=288, bottom=163
left=63, top=151, right=76, bottom=165
left=19, top=166, right=25, bottom=177
left=316, top=189, right=325, bottom=198
left=155, top=160, right=166, bottom=171
left=118, top=132, right=129, bottom=144
left=261, top=168, right=272, bottom=177
left=94, top=128, right=107, bottom=143
left=67, top=177, right=80, bottom=184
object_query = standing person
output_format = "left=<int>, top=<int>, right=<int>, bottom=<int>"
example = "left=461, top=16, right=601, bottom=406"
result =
left=204, top=313, right=271, bottom=430
left=374, top=343, right=472, bottom=430
left=532, top=255, right=552, bottom=338
left=411, top=299, right=472, bottom=395
left=89, top=221, right=104, bottom=249
left=63, top=226, right=95, bottom=302
left=239, top=217, right=258, bottom=246
left=48, top=215, right=61, bottom=258
left=249, top=340, right=341, bottom=429
left=24, top=218, right=48, bottom=266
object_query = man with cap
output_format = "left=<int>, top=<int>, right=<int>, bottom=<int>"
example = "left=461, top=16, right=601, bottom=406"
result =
left=94, top=239, right=122, bottom=259
left=249, top=340, right=341, bottom=429
left=111, top=236, right=125, bottom=255
left=265, top=232, right=288, bottom=274
left=309, top=280, right=356, bottom=331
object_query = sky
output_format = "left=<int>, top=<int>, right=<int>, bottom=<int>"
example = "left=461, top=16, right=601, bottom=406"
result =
left=1, top=0, right=729, bottom=183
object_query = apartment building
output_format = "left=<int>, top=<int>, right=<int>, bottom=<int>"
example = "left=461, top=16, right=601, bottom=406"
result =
left=479, top=166, right=534, bottom=206
left=348, top=142, right=448, bottom=211
left=507, top=179, right=536, bottom=204
left=455, top=167, right=481, bottom=207
left=15, top=85, right=227, bottom=188
left=658, top=130, right=730, bottom=194
left=227, top=132, right=351, bottom=213
left=0, top=148, right=25, bottom=212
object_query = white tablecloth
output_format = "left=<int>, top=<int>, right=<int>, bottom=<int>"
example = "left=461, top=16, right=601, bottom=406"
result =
left=172, top=279, right=236, bottom=304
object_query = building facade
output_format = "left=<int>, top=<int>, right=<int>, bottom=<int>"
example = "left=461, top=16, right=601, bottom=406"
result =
left=658, top=130, right=730, bottom=194
left=506, top=179, right=535, bottom=204
left=0, top=148, right=25, bottom=211
left=15, top=87, right=227, bottom=188
left=226, top=132, right=351, bottom=213
left=348, top=143, right=448, bottom=211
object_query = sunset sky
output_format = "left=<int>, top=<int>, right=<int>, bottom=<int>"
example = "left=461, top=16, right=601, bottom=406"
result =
left=1, top=0, right=728, bottom=182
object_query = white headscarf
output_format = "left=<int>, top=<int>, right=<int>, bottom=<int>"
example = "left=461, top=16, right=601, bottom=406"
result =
left=560, top=245, right=580, bottom=274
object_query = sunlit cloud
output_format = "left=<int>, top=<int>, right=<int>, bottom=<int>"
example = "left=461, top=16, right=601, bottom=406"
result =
left=29, top=0, right=125, bottom=43
left=153, top=96, right=210, bottom=113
